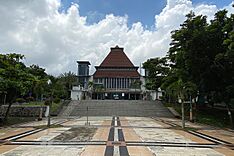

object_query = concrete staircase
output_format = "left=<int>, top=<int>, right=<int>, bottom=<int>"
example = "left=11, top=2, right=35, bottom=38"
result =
left=59, top=101, right=80, bottom=117
left=61, top=100, right=173, bottom=117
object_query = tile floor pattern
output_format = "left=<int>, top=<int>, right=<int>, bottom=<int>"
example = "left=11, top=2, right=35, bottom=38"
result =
left=0, top=116, right=232, bottom=156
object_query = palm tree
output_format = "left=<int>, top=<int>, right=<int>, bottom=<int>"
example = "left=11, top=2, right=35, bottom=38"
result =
left=94, top=84, right=105, bottom=100
left=88, top=81, right=94, bottom=89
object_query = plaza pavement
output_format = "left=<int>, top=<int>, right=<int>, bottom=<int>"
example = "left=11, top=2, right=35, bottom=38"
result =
left=0, top=100, right=233, bottom=156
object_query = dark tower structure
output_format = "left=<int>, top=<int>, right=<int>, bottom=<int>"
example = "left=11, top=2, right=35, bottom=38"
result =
left=77, top=61, right=90, bottom=89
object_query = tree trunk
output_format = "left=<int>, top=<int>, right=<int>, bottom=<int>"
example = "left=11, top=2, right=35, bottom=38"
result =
left=4, top=102, right=12, bottom=122
left=3, top=94, right=18, bottom=123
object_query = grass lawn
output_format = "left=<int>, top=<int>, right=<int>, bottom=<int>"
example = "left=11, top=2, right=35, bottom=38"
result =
left=21, top=101, right=45, bottom=106
left=164, top=102, right=233, bottom=128
left=21, top=101, right=63, bottom=115
left=196, top=108, right=232, bottom=128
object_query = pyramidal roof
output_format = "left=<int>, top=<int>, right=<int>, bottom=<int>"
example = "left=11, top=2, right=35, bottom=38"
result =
left=94, top=46, right=140, bottom=78
left=99, top=46, right=134, bottom=67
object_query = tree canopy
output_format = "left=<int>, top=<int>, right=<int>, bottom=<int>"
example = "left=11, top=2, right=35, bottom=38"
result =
left=0, top=53, right=78, bottom=121
left=143, top=9, right=234, bottom=127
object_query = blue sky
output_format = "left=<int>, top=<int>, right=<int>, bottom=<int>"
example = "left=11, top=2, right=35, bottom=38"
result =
left=60, top=0, right=232, bottom=26
left=0, top=0, right=233, bottom=75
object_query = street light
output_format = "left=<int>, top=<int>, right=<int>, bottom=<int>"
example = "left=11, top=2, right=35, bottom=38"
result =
left=47, top=79, right=52, bottom=127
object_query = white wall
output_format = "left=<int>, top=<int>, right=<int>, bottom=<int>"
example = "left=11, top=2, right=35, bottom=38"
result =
left=71, top=90, right=83, bottom=100
left=150, top=91, right=162, bottom=100
left=140, top=76, right=146, bottom=91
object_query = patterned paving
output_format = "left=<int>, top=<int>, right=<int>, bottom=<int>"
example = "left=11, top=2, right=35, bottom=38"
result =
left=0, top=100, right=233, bottom=155
left=1, top=116, right=233, bottom=156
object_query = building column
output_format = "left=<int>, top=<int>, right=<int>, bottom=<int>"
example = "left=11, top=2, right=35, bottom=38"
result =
left=110, top=78, right=112, bottom=88
left=105, top=78, right=107, bottom=88
left=116, top=78, right=117, bottom=89
left=120, top=78, right=122, bottom=89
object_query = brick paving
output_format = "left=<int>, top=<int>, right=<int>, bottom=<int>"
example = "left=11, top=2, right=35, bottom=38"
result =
left=0, top=100, right=233, bottom=156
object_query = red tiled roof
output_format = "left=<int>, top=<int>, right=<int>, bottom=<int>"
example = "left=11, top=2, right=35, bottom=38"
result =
left=94, top=70, right=140, bottom=78
left=99, top=46, right=134, bottom=67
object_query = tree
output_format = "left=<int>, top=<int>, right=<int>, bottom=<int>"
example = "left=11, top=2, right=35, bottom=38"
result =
left=88, top=81, right=94, bottom=89
left=130, top=79, right=142, bottom=100
left=213, top=12, right=234, bottom=127
left=57, top=71, right=77, bottom=99
left=168, top=12, right=208, bottom=93
left=94, top=84, right=105, bottom=100
left=143, top=57, right=169, bottom=99
left=0, top=53, right=35, bottom=121
left=143, top=57, right=169, bottom=89
left=28, top=64, right=48, bottom=100
left=165, top=10, right=234, bottom=128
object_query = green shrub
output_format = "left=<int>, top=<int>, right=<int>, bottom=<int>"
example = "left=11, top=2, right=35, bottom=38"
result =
left=26, top=96, right=34, bottom=102
left=53, top=97, right=61, bottom=104
left=15, top=98, right=26, bottom=103
left=44, top=99, right=51, bottom=106
left=159, top=96, right=163, bottom=100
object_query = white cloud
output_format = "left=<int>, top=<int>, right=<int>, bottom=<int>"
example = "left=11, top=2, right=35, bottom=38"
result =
left=223, top=2, right=234, bottom=15
left=0, top=0, right=231, bottom=75
left=194, top=4, right=218, bottom=21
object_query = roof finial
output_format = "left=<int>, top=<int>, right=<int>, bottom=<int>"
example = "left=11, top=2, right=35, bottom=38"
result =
left=115, top=45, right=119, bottom=48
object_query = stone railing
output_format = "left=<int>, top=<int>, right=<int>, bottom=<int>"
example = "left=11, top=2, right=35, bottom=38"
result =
left=0, top=105, right=47, bottom=117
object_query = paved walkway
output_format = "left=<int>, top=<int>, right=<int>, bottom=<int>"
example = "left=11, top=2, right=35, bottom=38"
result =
left=0, top=116, right=233, bottom=156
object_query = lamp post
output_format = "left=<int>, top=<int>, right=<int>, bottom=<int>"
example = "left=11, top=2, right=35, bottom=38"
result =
left=47, top=79, right=52, bottom=127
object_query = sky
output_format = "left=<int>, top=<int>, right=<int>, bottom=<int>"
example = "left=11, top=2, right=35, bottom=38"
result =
left=0, top=0, right=233, bottom=75
left=60, top=0, right=232, bottom=26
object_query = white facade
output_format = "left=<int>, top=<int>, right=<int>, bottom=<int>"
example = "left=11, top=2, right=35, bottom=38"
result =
left=140, top=76, right=146, bottom=91
left=70, top=86, right=83, bottom=100
left=150, top=91, right=163, bottom=100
